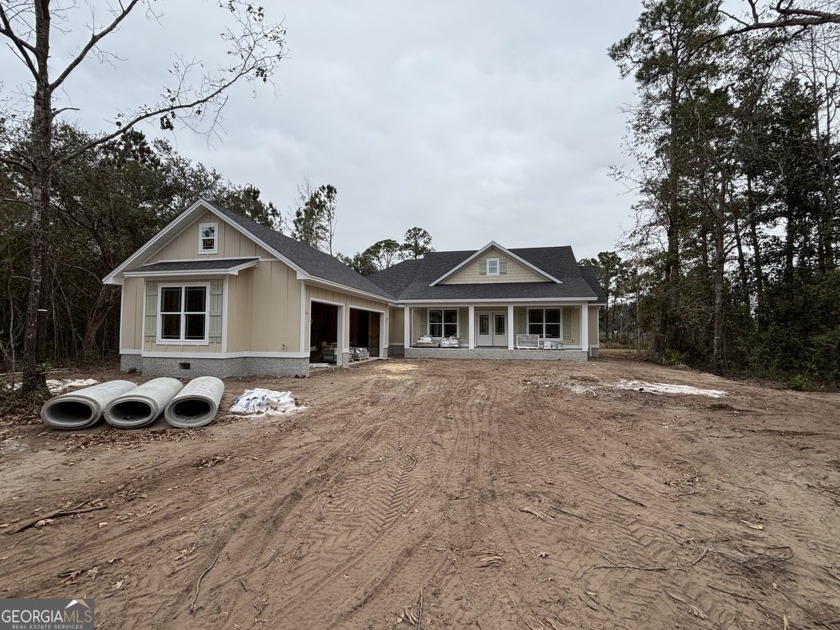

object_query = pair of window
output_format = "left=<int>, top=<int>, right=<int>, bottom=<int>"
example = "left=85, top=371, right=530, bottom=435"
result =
left=428, top=309, right=458, bottom=338
left=528, top=308, right=562, bottom=339
left=160, top=285, right=208, bottom=342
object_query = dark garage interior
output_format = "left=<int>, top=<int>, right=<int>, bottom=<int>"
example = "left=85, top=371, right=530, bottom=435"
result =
left=350, top=308, right=380, bottom=357
left=310, top=301, right=339, bottom=363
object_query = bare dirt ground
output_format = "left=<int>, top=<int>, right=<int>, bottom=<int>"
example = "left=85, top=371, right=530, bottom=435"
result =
left=1, top=358, right=839, bottom=629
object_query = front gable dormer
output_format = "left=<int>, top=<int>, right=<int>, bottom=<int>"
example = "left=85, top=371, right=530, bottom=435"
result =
left=431, top=242, right=560, bottom=286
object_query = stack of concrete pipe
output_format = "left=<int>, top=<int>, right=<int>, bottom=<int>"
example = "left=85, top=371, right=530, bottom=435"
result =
left=40, top=380, right=137, bottom=430
left=164, top=376, right=225, bottom=428
left=104, top=377, right=184, bottom=428
left=40, top=376, right=225, bottom=430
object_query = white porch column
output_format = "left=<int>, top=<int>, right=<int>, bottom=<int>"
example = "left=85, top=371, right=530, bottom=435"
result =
left=579, top=304, right=589, bottom=356
left=403, top=306, right=411, bottom=349
left=507, top=305, right=514, bottom=350
left=468, top=305, right=475, bottom=349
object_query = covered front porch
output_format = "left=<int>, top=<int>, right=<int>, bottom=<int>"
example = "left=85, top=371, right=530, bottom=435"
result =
left=397, top=302, right=598, bottom=360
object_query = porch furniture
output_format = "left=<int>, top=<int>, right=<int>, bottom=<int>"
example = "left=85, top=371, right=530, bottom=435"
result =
left=415, top=335, right=437, bottom=348
left=515, top=334, right=540, bottom=350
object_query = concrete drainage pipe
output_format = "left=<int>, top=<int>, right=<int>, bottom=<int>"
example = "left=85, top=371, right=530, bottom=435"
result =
left=164, top=376, right=225, bottom=428
left=41, top=380, right=138, bottom=430
left=104, top=377, right=184, bottom=428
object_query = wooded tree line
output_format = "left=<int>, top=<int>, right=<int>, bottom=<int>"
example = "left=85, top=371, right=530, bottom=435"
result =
left=0, top=124, right=282, bottom=368
left=608, top=0, right=840, bottom=384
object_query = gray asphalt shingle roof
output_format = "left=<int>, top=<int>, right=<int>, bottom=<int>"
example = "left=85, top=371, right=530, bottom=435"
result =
left=128, top=258, right=258, bottom=273
left=195, top=200, right=605, bottom=304
left=204, top=200, right=394, bottom=300
left=368, top=247, right=604, bottom=302
left=579, top=265, right=608, bottom=303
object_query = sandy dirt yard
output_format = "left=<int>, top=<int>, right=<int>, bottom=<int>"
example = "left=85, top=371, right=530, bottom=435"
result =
left=1, top=358, right=839, bottom=629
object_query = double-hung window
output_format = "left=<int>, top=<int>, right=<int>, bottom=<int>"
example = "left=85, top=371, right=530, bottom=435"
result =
left=159, top=285, right=209, bottom=342
left=528, top=308, right=562, bottom=339
left=428, top=309, right=458, bottom=338
left=486, top=258, right=500, bottom=275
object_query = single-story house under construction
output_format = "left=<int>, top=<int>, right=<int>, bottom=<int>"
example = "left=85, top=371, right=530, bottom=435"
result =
left=104, top=199, right=606, bottom=378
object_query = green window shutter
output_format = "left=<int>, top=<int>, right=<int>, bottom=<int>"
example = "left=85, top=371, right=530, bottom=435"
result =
left=144, top=281, right=157, bottom=342
left=420, top=309, right=428, bottom=332
left=499, top=259, right=507, bottom=275
left=479, top=261, right=487, bottom=275
left=562, top=307, right=572, bottom=341
left=208, top=281, right=223, bottom=343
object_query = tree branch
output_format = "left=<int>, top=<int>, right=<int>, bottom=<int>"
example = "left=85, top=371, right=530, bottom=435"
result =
left=54, top=65, right=249, bottom=166
left=720, top=3, right=840, bottom=37
left=52, top=1, right=285, bottom=166
left=0, top=5, right=38, bottom=79
left=49, top=0, right=142, bottom=92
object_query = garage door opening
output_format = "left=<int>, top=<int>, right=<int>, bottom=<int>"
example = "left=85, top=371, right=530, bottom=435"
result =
left=310, top=302, right=339, bottom=364
left=350, top=308, right=381, bottom=358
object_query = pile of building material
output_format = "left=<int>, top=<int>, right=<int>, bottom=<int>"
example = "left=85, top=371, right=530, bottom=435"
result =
left=229, top=389, right=299, bottom=416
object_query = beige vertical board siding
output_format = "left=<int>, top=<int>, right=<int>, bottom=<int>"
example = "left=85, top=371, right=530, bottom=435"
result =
left=225, top=272, right=255, bottom=352
left=249, top=261, right=302, bottom=352
left=440, top=247, right=548, bottom=285
left=389, top=308, right=404, bottom=344
left=120, top=277, right=143, bottom=350
left=565, top=306, right=580, bottom=345
left=221, top=225, right=258, bottom=258
left=515, top=307, right=527, bottom=334
left=412, top=308, right=426, bottom=340
left=458, top=307, right=469, bottom=344
left=589, top=306, right=600, bottom=347
left=146, top=210, right=271, bottom=263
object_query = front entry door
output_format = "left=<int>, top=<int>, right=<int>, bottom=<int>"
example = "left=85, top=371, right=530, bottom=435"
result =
left=476, top=312, right=507, bottom=347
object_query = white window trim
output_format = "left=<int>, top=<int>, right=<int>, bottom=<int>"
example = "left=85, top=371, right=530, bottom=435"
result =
left=526, top=307, right=565, bottom=340
left=198, top=222, right=218, bottom=255
left=427, top=308, right=459, bottom=338
left=486, top=257, right=500, bottom=276
left=157, top=283, right=211, bottom=345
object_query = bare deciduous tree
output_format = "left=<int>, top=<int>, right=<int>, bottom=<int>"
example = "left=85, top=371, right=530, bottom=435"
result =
left=0, top=0, right=286, bottom=393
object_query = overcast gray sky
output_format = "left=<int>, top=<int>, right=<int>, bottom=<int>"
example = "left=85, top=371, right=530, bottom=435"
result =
left=2, top=1, right=645, bottom=261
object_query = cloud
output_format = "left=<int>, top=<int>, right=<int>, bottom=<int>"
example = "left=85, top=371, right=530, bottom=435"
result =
left=1, top=0, right=642, bottom=260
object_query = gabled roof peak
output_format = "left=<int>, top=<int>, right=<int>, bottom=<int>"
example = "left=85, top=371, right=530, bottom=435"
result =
left=428, top=241, right=562, bottom=286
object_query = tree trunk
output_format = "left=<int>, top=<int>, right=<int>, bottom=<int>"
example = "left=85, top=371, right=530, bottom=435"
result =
left=655, top=62, right=683, bottom=363
left=733, top=215, right=750, bottom=318
left=21, top=1, right=52, bottom=395
left=712, top=211, right=726, bottom=375
left=746, top=175, right=765, bottom=329
left=83, top=284, right=119, bottom=360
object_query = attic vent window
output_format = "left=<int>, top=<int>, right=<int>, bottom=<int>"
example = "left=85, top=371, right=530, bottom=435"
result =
left=199, top=222, right=218, bottom=254
left=486, top=258, right=500, bottom=276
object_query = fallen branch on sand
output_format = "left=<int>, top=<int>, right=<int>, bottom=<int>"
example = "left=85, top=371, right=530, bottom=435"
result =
left=9, top=503, right=107, bottom=535
left=595, top=478, right=646, bottom=508
left=520, top=506, right=555, bottom=521
left=190, top=552, right=221, bottom=614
